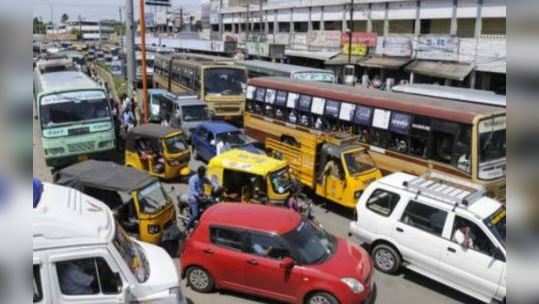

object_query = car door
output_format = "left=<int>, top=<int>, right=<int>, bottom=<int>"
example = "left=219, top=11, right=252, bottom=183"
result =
left=439, top=214, right=505, bottom=302
left=392, top=200, right=448, bottom=278
left=242, top=231, right=301, bottom=303
left=205, top=226, right=250, bottom=290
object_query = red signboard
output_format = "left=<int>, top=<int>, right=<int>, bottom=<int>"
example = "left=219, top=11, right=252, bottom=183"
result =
left=341, top=32, right=378, bottom=47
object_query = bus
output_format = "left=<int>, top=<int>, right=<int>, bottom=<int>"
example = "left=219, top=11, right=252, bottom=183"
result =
left=392, top=83, right=506, bottom=107
left=136, top=51, right=155, bottom=85
left=244, top=77, right=506, bottom=201
left=34, top=71, right=116, bottom=168
left=239, top=59, right=336, bottom=83
left=154, top=53, right=247, bottom=120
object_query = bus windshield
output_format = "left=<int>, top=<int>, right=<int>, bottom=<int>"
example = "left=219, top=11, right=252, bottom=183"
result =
left=204, top=68, right=246, bottom=96
left=40, top=96, right=110, bottom=128
left=478, top=116, right=506, bottom=180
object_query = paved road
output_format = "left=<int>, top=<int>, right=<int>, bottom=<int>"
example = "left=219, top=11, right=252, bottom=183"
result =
left=32, top=75, right=479, bottom=304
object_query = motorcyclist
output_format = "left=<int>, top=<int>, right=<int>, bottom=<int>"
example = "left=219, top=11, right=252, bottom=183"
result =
left=186, top=166, right=212, bottom=230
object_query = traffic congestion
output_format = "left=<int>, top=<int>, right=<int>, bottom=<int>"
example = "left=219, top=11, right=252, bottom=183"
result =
left=33, top=34, right=506, bottom=304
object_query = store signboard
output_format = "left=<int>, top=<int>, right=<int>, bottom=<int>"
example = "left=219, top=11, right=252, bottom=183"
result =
left=416, top=35, right=459, bottom=61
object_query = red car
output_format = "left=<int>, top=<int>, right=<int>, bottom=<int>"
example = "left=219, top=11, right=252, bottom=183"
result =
left=180, top=203, right=376, bottom=304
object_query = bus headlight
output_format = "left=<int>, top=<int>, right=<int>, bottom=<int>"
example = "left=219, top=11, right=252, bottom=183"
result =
left=148, top=224, right=161, bottom=234
left=341, top=278, right=365, bottom=294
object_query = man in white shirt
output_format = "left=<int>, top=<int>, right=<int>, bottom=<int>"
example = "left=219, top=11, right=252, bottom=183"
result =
left=453, top=225, right=474, bottom=249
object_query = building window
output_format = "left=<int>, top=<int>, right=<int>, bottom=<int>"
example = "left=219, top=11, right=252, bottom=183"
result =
left=324, top=21, right=341, bottom=31
left=224, top=24, right=232, bottom=32
left=389, top=20, right=415, bottom=34
left=457, top=18, right=476, bottom=38
left=211, top=24, right=219, bottom=32
left=279, top=22, right=290, bottom=32
left=294, top=22, right=308, bottom=33
left=482, top=18, right=506, bottom=35
left=312, top=21, right=320, bottom=30
left=421, top=18, right=451, bottom=34
left=371, top=20, right=384, bottom=35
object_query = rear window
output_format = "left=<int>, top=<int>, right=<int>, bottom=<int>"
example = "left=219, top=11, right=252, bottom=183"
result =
left=366, top=189, right=400, bottom=217
left=400, top=201, right=448, bottom=236
left=210, top=227, right=245, bottom=251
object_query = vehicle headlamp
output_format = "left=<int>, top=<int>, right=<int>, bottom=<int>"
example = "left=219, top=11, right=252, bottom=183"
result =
left=341, top=277, right=365, bottom=294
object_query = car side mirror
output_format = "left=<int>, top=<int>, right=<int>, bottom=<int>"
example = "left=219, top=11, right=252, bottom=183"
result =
left=493, top=247, right=505, bottom=262
left=279, top=257, right=295, bottom=270
left=124, top=284, right=136, bottom=302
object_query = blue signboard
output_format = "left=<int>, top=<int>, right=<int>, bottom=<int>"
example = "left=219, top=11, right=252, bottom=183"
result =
left=354, top=106, right=372, bottom=126
left=325, top=100, right=340, bottom=118
left=390, top=112, right=411, bottom=134
left=275, top=91, right=288, bottom=106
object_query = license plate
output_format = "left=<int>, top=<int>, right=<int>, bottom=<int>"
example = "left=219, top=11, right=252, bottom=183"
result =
left=78, top=155, right=89, bottom=161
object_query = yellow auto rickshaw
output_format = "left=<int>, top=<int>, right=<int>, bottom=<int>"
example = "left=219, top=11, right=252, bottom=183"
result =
left=206, top=149, right=292, bottom=204
left=55, top=160, right=181, bottom=256
left=125, top=124, right=191, bottom=180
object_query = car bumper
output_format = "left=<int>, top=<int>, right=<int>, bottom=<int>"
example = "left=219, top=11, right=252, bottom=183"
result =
left=362, top=283, right=377, bottom=304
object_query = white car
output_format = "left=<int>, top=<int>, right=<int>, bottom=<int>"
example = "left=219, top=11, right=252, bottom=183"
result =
left=33, top=181, right=186, bottom=304
left=349, top=172, right=506, bottom=304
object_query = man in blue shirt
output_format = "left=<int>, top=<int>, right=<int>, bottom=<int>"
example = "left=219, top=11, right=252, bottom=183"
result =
left=186, top=166, right=211, bottom=230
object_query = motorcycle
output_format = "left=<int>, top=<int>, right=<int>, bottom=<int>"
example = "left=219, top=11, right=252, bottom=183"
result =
left=177, top=186, right=223, bottom=231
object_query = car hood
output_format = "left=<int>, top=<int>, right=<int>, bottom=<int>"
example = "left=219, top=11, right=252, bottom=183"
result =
left=133, top=241, right=180, bottom=298
left=313, top=238, right=372, bottom=282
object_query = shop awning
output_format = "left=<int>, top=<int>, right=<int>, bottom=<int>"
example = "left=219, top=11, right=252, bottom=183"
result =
left=324, top=54, right=363, bottom=65
left=358, top=56, right=411, bottom=70
left=405, top=60, right=473, bottom=81
left=285, top=49, right=341, bottom=62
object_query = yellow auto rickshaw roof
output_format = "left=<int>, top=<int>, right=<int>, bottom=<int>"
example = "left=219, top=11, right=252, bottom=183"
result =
left=208, top=149, right=288, bottom=176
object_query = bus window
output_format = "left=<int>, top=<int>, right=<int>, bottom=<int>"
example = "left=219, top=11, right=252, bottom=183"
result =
left=456, top=126, right=472, bottom=173
left=388, top=112, right=412, bottom=153
left=369, top=129, right=392, bottom=148
left=409, top=116, right=431, bottom=159
left=431, top=120, right=460, bottom=165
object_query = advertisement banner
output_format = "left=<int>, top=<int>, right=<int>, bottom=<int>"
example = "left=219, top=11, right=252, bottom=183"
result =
left=354, top=106, right=372, bottom=126
left=389, top=112, right=411, bottom=134
left=341, top=32, right=377, bottom=56
left=416, top=35, right=459, bottom=61
left=380, top=36, right=413, bottom=57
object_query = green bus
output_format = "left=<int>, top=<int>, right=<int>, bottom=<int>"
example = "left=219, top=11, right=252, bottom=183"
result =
left=34, top=70, right=116, bottom=168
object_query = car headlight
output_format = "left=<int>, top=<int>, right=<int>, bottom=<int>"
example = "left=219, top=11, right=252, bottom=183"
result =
left=341, top=277, right=365, bottom=294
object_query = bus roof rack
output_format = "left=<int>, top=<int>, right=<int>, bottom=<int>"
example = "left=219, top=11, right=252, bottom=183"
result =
left=402, top=171, right=486, bottom=208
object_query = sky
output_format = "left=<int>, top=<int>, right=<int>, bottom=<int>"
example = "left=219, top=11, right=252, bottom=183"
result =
left=33, top=0, right=205, bottom=23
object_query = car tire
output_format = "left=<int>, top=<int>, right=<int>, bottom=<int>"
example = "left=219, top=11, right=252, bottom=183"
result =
left=306, top=292, right=339, bottom=304
left=372, top=243, right=401, bottom=274
left=186, top=266, right=214, bottom=293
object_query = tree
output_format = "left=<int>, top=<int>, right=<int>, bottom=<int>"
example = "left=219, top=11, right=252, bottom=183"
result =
left=33, top=17, right=46, bottom=34
left=61, top=13, right=69, bottom=24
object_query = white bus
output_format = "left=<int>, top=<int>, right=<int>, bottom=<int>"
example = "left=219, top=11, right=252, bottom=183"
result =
left=238, top=59, right=336, bottom=83
left=34, top=71, right=116, bottom=168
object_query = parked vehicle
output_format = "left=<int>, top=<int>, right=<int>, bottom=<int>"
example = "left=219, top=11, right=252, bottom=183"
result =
left=33, top=180, right=186, bottom=303
left=349, top=171, right=506, bottom=304
left=207, top=149, right=292, bottom=204
left=124, top=124, right=191, bottom=180
left=170, top=96, right=211, bottom=141
left=181, top=203, right=376, bottom=304
left=191, top=121, right=262, bottom=162
left=55, top=160, right=182, bottom=256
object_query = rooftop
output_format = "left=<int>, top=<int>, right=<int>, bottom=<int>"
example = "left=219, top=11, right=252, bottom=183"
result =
left=209, top=149, right=287, bottom=176
left=33, top=183, right=114, bottom=251
left=201, top=203, right=301, bottom=234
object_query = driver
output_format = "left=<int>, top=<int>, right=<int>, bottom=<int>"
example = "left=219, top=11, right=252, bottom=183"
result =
left=186, top=166, right=212, bottom=230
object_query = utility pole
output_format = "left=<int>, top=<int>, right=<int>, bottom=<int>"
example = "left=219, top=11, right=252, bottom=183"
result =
left=98, top=20, right=102, bottom=46
left=348, top=0, right=354, bottom=64
left=126, top=0, right=136, bottom=100
left=139, top=0, right=149, bottom=123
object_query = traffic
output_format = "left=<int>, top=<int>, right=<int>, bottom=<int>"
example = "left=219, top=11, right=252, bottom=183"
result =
left=32, top=39, right=506, bottom=304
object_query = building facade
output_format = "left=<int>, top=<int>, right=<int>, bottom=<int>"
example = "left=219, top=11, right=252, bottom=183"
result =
left=47, top=20, right=115, bottom=41
left=209, top=0, right=506, bottom=93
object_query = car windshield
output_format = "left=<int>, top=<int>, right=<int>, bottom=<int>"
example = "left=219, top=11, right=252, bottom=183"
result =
left=282, top=221, right=337, bottom=265
left=40, top=97, right=110, bottom=128
left=182, top=105, right=209, bottom=122
left=113, top=223, right=150, bottom=283
left=484, top=207, right=506, bottom=248
left=478, top=116, right=506, bottom=180
left=216, top=131, right=248, bottom=146
left=138, top=182, right=169, bottom=214
left=164, top=134, right=188, bottom=154
left=270, top=167, right=291, bottom=194
left=204, top=68, right=246, bottom=96
left=343, top=149, right=376, bottom=175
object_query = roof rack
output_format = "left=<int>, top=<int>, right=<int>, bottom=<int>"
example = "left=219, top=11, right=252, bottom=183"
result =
left=402, top=171, right=486, bottom=208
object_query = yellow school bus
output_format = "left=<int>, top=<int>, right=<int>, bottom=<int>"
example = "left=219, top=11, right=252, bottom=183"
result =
left=245, top=77, right=506, bottom=202
left=154, top=53, right=246, bottom=120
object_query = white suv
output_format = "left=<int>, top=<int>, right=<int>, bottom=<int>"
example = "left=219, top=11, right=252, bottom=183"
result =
left=349, top=172, right=506, bottom=304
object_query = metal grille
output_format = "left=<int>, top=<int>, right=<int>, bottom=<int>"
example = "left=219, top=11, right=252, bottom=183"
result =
left=67, top=141, right=95, bottom=153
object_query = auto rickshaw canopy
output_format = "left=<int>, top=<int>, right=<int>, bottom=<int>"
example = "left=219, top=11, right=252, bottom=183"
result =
left=125, top=124, right=184, bottom=151
left=208, top=149, right=288, bottom=177
left=56, top=159, right=157, bottom=193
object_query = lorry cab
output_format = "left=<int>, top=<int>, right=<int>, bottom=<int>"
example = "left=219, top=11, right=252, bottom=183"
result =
left=349, top=171, right=506, bottom=304
left=55, top=160, right=182, bottom=256
left=207, top=149, right=292, bottom=204
left=125, top=124, right=191, bottom=180
left=33, top=181, right=186, bottom=304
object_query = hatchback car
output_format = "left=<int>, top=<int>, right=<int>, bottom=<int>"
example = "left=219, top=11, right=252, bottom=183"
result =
left=180, top=203, right=376, bottom=304
left=191, top=122, right=262, bottom=162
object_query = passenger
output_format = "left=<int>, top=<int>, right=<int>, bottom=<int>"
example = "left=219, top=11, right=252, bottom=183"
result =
left=314, top=117, right=323, bottom=129
left=58, top=262, right=96, bottom=295
left=288, top=111, right=297, bottom=124
left=300, top=114, right=309, bottom=127
left=275, top=108, right=284, bottom=120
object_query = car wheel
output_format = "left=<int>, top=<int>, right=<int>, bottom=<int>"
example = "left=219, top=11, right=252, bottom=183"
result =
left=372, top=243, right=401, bottom=274
left=187, top=266, right=214, bottom=293
left=306, top=292, right=339, bottom=304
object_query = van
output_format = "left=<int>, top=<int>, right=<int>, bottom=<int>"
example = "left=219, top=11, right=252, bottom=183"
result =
left=33, top=181, right=186, bottom=304
left=349, top=172, right=506, bottom=304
